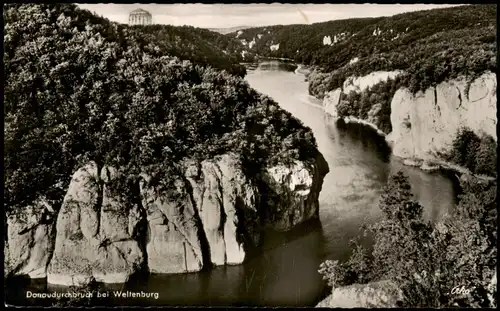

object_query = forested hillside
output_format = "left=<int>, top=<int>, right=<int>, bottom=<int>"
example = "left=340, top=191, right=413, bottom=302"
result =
left=4, top=4, right=245, bottom=77
left=227, top=4, right=496, bottom=95
left=4, top=3, right=317, bottom=215
left=129, top=25, right=248, bottom=76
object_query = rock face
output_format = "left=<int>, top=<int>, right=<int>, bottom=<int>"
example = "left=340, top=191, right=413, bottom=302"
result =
left=184, top=153, right=259, bottom=266
left=263, top=152, right=329, bottom=231
left=323, top=70, right=402, bottom=120
left=323, top=88, right=342, bottom=118
left=316, top=280, right=403, bottom=308
left=389, top=72, right=497, bottom=160
left=5, top=200, right=56, bottom=279
left=140, top=177, right=204, bottom=274
left=6, top=151, right=329, bottom=284
left=342, top=71, right=402, bottom=94
left=323, top=71, right=497, bottom=163
left=47, top=163, right=144, bottom=286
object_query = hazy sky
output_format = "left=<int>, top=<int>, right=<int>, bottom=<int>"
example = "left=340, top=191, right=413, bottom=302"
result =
left=76, top=3, right=461, bottom=29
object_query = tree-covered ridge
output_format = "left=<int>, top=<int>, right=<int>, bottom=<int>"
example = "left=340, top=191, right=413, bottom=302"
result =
left=128, top=25, right=247, bottom=77
left=308, top=24, right=496, bottom=98
left=227, top=5, right=496, bottom=95
left=4, top=3, right=318, bottom=214
left=4, top=3, right=246, bottom=77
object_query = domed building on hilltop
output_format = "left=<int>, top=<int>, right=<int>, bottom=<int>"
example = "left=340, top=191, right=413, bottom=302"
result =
left=129, top=8, right=152, bottom=25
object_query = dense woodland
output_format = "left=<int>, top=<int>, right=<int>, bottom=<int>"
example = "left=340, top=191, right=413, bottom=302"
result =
left=447, top=128, right=497, bottom=177
left=4, top=3, right=317, bottom=216
left=229, top=5, right=496, bottom=95
left=128, top=25, right=247, bottom=76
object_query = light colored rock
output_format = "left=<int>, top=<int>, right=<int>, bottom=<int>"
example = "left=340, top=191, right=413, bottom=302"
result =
left=487, top=267, right=497, bottom=307
left=390, top=72, right=497, bottom=161
left=403, top=158, right=422, bottom=167
left=5, top=199, right=56, bottom=279
left=323, top=35, right=332, bottom=46
left=140, top=177, right=204, bottom=274
left=47, top=163, right=144, bottom=286
left=323, top=88, right=342, bottom=118
left=270, top=43, right=280, bottom=51
left=420, top=161, right=440, bottom=172
left=349, top=57, right=360, bottom=65
left=185, top=153, right=259, bottom=266
left=249, top=38, right=256, bottom=49
left=263, top=153, right=329, bottom=231
left=343, top=116, right=386, bottom=137
left=343, top=71, right=402, bottom=94
left=316, top=280, right=403, bottom=308
left=9, top=147, right=329, bottom=283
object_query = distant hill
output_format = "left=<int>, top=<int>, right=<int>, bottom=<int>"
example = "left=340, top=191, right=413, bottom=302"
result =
left=128, top=24, right=247, bottom=76
left=208, top=25, right=253, bottom=35
left=222, top=4, right=496, bottom=94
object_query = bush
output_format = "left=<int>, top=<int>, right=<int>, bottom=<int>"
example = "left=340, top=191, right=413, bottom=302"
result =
left=319, top=171, right=497, bottom=308
left=474, top=134, right=497, bottom=176
left=318, top=242, right=372, bottom=288
left=447, top=127, right=497, bottom=177
left=332, top=78, right=400, bottom=134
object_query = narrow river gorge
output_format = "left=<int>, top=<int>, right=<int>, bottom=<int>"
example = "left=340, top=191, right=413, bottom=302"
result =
left=7, top=61, right=459, bottom=307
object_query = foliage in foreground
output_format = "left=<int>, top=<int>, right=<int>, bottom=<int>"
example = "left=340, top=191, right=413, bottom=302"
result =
left=319, top=171, right=497, bottom=308
left=4, top=3, right=318, bottom=216
left=447, top=127, right=497, bottom=177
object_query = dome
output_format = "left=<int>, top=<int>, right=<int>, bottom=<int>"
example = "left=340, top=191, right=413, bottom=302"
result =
left=130, top=8, right=150, bottom=15
left=129, top=8, right=152, bottom=25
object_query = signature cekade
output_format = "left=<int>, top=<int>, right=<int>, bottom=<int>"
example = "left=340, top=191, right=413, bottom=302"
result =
left=451, top=285, right=476, bottom=295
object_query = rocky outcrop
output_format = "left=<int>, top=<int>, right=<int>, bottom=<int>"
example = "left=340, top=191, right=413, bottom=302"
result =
left=263, top=152, right=328, bottom=231
left=47, top=163, right=144, bottom=286
left=6, top=151, right=329, bottom=285
left=140, top=177, right=204, bottom=274
left=342, top=70, right=402, bottom=94
left=5, top=199, right=56, bottom=279
left=323, top=88, right=342, bottom=118
left=388, top=72, right=497, bottom=160
left=322, top=71, right=497, bottom=164
left=316, top=280, right=403, bottom=308
left=184, top=153, right=259, bottom=266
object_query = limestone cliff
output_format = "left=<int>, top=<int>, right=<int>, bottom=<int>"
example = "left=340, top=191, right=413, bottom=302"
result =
left=5, top=152, right=329, bottom=286
left=388, top=72, right=497, bottom=160
left=322, top=71, right=497, bottom=164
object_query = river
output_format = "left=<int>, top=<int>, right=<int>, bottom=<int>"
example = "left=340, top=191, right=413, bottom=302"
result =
left=6, top=61, right=458, bottom=307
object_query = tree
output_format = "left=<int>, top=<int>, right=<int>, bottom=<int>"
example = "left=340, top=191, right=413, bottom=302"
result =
left=319, top=171, right=497, bottom=308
